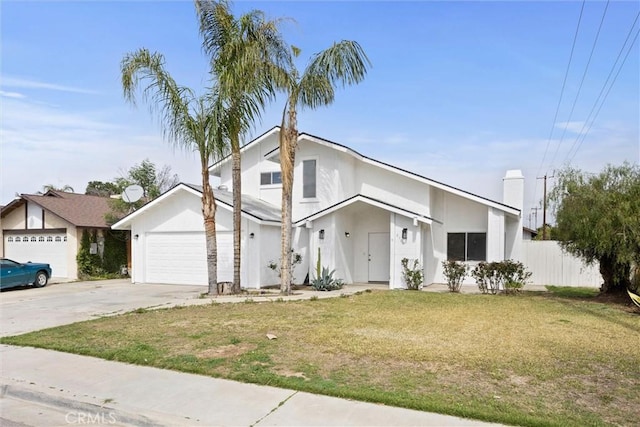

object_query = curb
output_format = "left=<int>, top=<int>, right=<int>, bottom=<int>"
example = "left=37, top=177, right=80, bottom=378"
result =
left=1, top=384, right=172, bottom=427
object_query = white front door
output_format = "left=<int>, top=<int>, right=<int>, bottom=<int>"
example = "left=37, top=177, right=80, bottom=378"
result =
left=368, top=232, right=390, bottom=282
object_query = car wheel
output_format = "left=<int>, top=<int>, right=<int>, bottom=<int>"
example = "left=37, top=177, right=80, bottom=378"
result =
left=34, top=271, right=48, bottom=288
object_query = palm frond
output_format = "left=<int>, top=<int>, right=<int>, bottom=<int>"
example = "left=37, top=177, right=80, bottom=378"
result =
left=305, top=40, right=371, bottom=89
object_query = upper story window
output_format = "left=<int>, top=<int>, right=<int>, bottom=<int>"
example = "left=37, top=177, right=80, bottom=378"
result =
left=302, top=159, right=317, bottom=199
left=260, top=171, right=282, bottom=186
left=447, top=232, right=486, bottom=261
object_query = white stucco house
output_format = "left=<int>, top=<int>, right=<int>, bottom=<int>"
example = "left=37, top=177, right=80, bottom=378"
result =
left=112, top=127, right=524, bottom=289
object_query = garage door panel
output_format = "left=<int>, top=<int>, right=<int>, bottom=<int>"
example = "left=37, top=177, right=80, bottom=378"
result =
left=145, top=232, right=233, bottom=285
left=5, top=234, right=68, bottom=277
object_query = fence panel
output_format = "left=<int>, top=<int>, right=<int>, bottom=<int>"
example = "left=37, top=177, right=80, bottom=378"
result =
left=522, top=241, right=601, bottom=288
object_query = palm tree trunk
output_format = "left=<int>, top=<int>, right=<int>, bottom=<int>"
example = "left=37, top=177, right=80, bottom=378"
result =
left=232, top=142, right=242, bottom=294
left=280, top=108, right=298, bottom=295
left=202, top=167, right=218, bottom=296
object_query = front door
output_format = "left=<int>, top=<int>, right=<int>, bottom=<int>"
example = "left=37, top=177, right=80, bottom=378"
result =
left=368, top=232, right=390, bottom=282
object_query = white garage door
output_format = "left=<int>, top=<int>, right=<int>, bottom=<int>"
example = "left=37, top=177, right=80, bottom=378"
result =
left=144, top=232, right=233, bottom=285
left=4, top=233, right=68, bottom=277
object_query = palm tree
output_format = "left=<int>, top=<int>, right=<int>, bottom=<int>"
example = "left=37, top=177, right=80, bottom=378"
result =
left=278, top=42, right=371, bottom=295
left=121, top=48, right=228, bottom=295
left=196, top=0, right=289, bottom=294
left=41, top=184, right=74, bottom=194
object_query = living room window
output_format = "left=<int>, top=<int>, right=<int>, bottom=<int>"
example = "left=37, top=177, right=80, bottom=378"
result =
left=447, top=232, right=486, bottom=261
left=302, top=159, right=316, bottom=198
left=260, top=171, right=282, bottom=186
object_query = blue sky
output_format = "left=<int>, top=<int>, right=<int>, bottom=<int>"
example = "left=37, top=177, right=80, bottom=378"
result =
left=1, top=0, right=638, bottom=228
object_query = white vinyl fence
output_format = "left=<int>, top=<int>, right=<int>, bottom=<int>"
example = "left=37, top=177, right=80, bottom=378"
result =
left=522, top=240, right=601, bottom=288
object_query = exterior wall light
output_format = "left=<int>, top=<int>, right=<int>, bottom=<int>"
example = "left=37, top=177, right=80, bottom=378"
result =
left=134, top=234, right=139, bottom=240
left=249, top=232, right=255, bottom=239
left=401, top=228, right=408, bottom=240
left=345, top=232, right=350, bottom=238
left=319, top=229, right=325, bottom=240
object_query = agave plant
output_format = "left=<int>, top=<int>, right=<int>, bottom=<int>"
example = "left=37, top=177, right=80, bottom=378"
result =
left=311, top=267, right=344, bottom=291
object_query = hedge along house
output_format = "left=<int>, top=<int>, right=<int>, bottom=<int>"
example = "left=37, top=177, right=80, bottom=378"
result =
left=0, top=190, right=116, bottom=280
left=113, top=127, right=524, bottom=289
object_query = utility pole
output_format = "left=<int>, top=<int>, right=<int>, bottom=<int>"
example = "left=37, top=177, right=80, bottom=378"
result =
left=537, top=174, right=554, bottom=240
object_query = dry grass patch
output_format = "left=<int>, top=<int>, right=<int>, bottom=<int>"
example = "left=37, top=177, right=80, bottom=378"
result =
left=2, top=290, right=638, bottom=427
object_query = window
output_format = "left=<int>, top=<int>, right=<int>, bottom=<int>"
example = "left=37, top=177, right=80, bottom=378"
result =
left=47, top=236, right=53, bottom=242
left=7, top=237, right=13, bottom=242
left=31, top=236, right=37, bottom=242
left=302, top=159, right=316, bottom=198
left=39, top=236, right=45, bottom=242
left=260, top=171, right=282, bottom=186
left=447, top=232, right=486, bottom=261
left=14, top=237, right=20, bottom=242
left=55, top=236, right=62, bottom=242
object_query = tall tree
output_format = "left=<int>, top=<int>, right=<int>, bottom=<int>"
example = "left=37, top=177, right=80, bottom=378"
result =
left=113, top=159, right=179, bottom=201
left=85, top=181, right=121, bottom=197
left=196, top=0, right=289, bottom=294
left=549, top=163, right=640, bottom=294
left=277, top=42, right=371, bottom=294
left=121, top=48, right=228, bottom=295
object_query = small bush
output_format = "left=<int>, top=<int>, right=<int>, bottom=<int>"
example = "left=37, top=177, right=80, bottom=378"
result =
left=441, top=260, right=468, bottom=292
left=401, top=258, right=424, bottom=290
left=471, top=260, right=531, bottom=294
left=267, top=251, right=303, bottom=285
left=311, top=267, right=344, bottom=291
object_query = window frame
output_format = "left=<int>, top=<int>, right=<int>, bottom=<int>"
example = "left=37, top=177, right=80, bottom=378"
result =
left=301, top=158, right=317, bottom=200
left=260, top=171, right=282, bottom=186
left=446, top=232, right=487, bottom=262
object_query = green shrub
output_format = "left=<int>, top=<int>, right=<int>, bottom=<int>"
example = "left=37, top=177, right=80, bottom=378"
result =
left=441, top=260, right=468, bottom=292
left=267, top=251, right=303, bottom=285
left=471, top=260, right=531, bottom=294
left=401, top=258, right=424, bottom=290
left=311, top=267, right=344, bottom=291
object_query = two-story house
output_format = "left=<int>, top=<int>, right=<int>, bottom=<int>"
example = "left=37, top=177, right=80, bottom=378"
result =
left=112, top=127, right=523, bottom=288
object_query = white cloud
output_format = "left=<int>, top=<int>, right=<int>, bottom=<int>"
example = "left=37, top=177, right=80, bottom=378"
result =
left=555, top=121, right=587, bottom=135
left=0, top=97, right=201, bottom=203
left=1, top=76, right=98, bottom=95
left=0, top=90, right=25, bottom=99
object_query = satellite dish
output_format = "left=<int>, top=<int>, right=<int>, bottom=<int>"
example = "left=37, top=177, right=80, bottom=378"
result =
left=122, top=185, right=143, bottom=203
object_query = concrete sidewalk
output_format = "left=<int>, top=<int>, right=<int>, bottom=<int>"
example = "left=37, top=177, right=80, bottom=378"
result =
left=1, top=346, right=500, bottom=427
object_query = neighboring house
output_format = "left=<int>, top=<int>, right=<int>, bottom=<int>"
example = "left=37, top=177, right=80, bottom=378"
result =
left=0, top=190, right=115, bottom=280
left=113, top=127, right=524, bottom=288
left=523, top=227, right=539, bottom=240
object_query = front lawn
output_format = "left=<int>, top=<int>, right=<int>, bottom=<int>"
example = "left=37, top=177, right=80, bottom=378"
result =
left=2, top=290, right=638, bottom=426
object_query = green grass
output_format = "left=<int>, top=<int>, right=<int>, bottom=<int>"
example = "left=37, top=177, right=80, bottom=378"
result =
left=545, top=285, right=600, bottom=298
left=2, top=290, right=639, bottom=426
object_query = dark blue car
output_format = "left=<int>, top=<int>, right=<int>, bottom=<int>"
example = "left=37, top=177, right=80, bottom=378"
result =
left=0, top=258, right=52, bottom=290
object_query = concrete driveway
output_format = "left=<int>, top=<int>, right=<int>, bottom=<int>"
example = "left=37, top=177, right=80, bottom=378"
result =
left=0, top=279, right=206, bottom=337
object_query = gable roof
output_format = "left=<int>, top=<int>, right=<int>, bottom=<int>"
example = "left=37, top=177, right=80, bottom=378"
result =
left=111, top=183, right=281, bottom=230
left=209, top=126, right=280, bottom=176
left=1, top=190, right=113, bottom=228
left=210, top=127, right=520, bottom=216
left=294, top=194, right=440, bottom=226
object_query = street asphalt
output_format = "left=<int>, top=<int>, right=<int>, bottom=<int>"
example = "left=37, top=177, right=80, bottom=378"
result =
left=0, top=279, right=505, bottom=426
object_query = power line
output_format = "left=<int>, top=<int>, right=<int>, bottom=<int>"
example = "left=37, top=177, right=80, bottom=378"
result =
left=547, top=0, right=610, bottom=174
left=529, top=0, right=586, bottom=216
left=565, top=23, right=640, bottom=163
